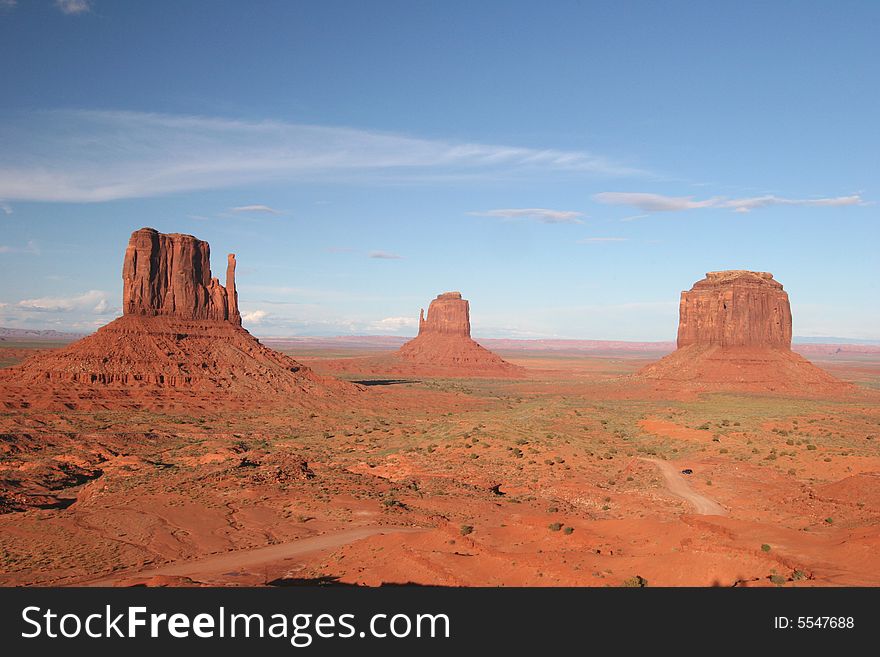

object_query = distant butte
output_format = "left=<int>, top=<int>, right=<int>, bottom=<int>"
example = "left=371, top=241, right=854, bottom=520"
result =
left=395, top=291, right=523, bottom=376
left=637, top=270, right=849, bottom=394
left=0, top=227, right=355, bottom=410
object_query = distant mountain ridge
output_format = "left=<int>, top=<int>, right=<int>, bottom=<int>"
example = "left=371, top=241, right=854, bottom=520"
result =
left=0, top=327, right=86, bottom=340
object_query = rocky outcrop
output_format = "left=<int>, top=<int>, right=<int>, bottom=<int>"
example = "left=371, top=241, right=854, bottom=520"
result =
left=638, top=270, right=849, bottom=394
left=395, top=291, right=522, bottom=376
left=0, top=228, right=355, bottom=409
left=417, top=292, right=471, bottom=337
left=677, top=271, right=791, bottom=348
left=122, top=227, right=240, bottom=324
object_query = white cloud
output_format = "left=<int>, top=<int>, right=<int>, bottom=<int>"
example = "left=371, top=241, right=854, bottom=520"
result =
left=0, top=202, right=12, bottom=215
left=369, top=251, right=403, bottom=260
left=241, top=309, right=269, bottom=324
left=0, top=0, right=17, bottom=10
left=0, top=110, right=643, bottom=203
left=594, top=192, right=721, bottom=212
left=470, top=208, right=584, bottom=224
left=594, top=191, right=867, bottom=213
left=719, top=194, right=866, bottom=213
left=578, top=237, right=628, bottom=243
left=17, top=290, right=111, bottom=314
left=231, top=204, right=282, bottom=215
left=55, top=0, right=91, bottom=15
left=0, top=240, right=39, bottom=255
left=370, top=316, right=418, bottom=330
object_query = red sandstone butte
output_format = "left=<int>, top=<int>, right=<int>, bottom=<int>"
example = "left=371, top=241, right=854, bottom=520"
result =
left=676, top=270, right=791, bottom=349
left=123, top=228, right=241, bottom=324
left=416, top=291, right=471, bottom=337
left=395, top=292, right=522, bottom=376
left=638, top=271, right=848, bottom=394
left=0, top=228, right=354, bottom=409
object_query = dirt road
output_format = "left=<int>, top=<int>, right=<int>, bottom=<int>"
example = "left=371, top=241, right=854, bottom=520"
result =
left=641, top=458, right=727, bottom=515
left=85, top=525, right=424, bottom=586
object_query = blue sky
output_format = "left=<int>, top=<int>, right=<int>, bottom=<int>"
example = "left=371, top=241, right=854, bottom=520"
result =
left=0, top=0, right=877, bottom=340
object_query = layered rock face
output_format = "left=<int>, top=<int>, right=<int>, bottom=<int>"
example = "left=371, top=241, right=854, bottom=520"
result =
left=396, top=292, right=521, bottom=376
left=676, top=271, right=791, bottom=348
left=638, top=270, right=847, bottom=394
left=417, top=292, right=471, bottom=337
left=123, top=228, right=241, bottom=324
left=0, top=228, right=353, bottom=409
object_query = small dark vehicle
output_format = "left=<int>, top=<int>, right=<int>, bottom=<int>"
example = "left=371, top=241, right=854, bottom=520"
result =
left=680, top=468, right=693, bottom=475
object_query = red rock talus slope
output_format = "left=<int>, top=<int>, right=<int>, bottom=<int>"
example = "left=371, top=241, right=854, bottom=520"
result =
left=638, top=271, right=849, bottom=394
left=0, top=227, right=353, bottom=409
left=394, top=292, right=522, bottom=376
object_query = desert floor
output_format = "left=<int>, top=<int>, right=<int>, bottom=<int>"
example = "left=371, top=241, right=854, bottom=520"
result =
left=1, top=343, right=878, bottom=587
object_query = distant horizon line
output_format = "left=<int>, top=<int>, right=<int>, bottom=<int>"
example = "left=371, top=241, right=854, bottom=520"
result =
left=2, top=325, right=878, bottom=346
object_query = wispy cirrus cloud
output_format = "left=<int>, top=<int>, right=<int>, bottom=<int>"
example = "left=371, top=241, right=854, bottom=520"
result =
left=721, top=194, right=867, bottom=213
left=594, top=191, right=867, bottom=214
left=0, top=110, right=644, bottom=203
left=55, top=0, right=92, bottom=15
left=368, top=251, right=404, bottom=260
left=594, top=192, right=723, bottom=212
left=0, top=202, right=12, bottom=215
left=469, top=208, right=584, bottom=224
left=0, top=240, right=39, bottom=255
left=230, top=204, right=283, bottom=215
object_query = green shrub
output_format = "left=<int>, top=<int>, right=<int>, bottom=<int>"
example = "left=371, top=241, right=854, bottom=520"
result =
left=460, top=525, right=474, bottom=536
left=548, top=522, right=563, bottom=532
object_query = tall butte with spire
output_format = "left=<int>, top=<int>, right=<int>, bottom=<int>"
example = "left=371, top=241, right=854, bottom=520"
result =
left=0, top=228, right=353, bottom=409
left=637, top=270, right=848, bottom=393
left=122, top=228, right=242, bottom=323
left=395, top=291, right=522, bottom=376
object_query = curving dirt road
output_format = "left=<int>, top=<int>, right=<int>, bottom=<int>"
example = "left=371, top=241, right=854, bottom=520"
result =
left=641, top=458, right=727, bottom=515
left=85, top=525, right=424, bottom=586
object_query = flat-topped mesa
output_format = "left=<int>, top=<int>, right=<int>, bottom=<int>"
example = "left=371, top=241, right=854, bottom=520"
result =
left=122, top=227, right=241, bottom=325
left=676, top=270, right=792, bottom=349
left=417, top=291, right=471, bottom=337
left=636, top=269, right=849, bottom=394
